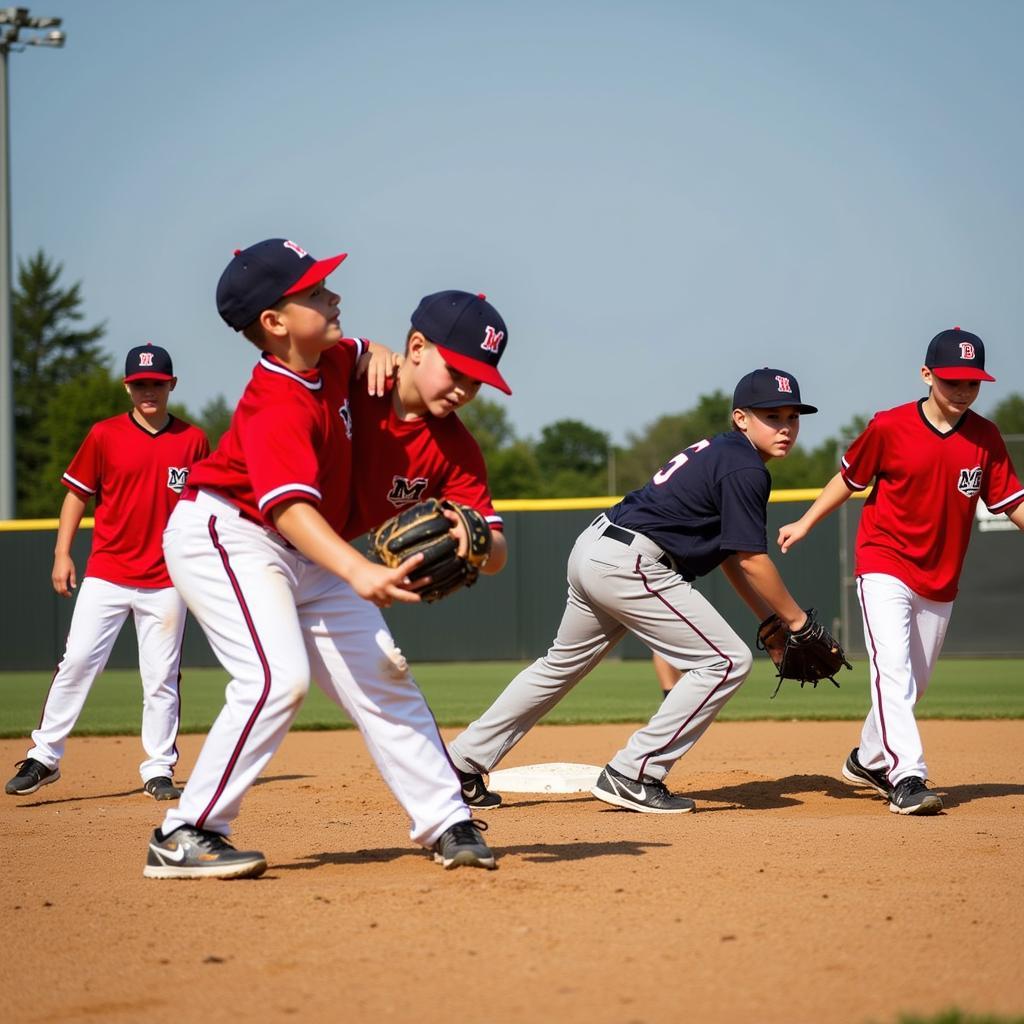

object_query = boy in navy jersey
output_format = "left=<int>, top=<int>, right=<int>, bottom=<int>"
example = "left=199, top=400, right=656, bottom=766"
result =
left=779, top=329, right=1024, bottom=815
left=450, top=368, right=821, bottom=813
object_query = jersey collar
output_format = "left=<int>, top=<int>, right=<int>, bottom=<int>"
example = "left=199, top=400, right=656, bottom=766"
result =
left=916, top=397, right=968, bottom=439
left=258, top=354, right=323, bottom=391
left=127, top=411, right=175, bottom=438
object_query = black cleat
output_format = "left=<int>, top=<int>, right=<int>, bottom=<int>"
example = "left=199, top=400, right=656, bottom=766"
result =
left=143, top=777, right=183, bottom=801
left=5, top=758, right=60, bottom=796
left=456, top=768, right=502, bottom=809
left=432, top=819, right=496, bottom=870
left=143, top=826, right=267, bottom=879
left=591, top=764, right=695, bottom=814
left=841, top=748, right=890, bottom=797
left=888, top=777, right=942, bottom=816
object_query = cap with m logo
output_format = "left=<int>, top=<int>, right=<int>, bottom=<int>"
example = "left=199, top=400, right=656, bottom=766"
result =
left=124, top=343, right=174, bottom=382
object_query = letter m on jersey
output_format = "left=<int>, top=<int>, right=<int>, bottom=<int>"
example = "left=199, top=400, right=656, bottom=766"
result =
left=167, top=467, right=190, bottom=494
left=387, top=476, right=429, bottom=507
left=957, top=466, right=982, bottom=498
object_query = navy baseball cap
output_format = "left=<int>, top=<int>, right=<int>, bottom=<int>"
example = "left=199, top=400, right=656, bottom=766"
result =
left=732, top=368, right=818, bottom=414
left=411, top=290, right=511, bottom=395
left=124, top=343, right=174, bottom=382
left=925, top=327, right=995, bottom=382
left=216, top=238, right=347, bottom=331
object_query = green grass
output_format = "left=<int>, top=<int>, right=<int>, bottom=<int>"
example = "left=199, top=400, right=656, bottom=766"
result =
left=2, top=658, right=1022, bottom=738
left=883, top=1012, right=1024, bottom=1024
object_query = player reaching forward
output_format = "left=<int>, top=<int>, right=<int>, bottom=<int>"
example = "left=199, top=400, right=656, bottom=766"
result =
left=5, top=345, right=209, bottom=801
left=451, top=368, right=823, bottom=813
left=779, top=328, right=1024, bottom=815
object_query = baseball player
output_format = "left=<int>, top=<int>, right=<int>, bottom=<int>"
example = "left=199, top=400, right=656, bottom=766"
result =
left=779, top=328, right=1024, bottom=815
left=451, top=368, right=820, bottom=813
left=5, top=345, right=209, bottom=801
left=144, top=240, right=495, bottom=880
left=343, top=290, right=511, bottom=807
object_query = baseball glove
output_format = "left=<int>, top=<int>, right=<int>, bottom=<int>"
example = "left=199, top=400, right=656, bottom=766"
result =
left=756, top=609, right=852, bottom=698
left=368, top=498, right=492, bottom=604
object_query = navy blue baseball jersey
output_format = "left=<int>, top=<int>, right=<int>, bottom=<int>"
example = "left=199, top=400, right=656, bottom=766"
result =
left=607, top=430, right=770, bottom=579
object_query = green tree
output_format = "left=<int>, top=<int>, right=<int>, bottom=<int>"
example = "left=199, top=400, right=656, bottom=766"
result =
left=487, top=441, right=542, bottom=499
left=989, top=393, right=1024, bottom=434
left=196, top=394, right=233, bottom=448
left=14, top=251, right=106, bottom=516
left=457, top=397, right=517, bottom=463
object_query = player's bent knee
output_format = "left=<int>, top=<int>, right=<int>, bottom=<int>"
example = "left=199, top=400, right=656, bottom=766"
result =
left=729, top=644, right=754, bottom=680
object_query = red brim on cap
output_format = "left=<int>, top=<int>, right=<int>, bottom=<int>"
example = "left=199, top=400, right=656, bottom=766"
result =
left=283, top=253, right=348, bottom=296
left=437, top=345, right=512, bottom=395
left=123, top=372, right=175, bottom=383
left=931, top=366, right=995, bottom=382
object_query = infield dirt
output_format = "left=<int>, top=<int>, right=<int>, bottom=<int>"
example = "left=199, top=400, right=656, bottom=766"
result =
left=3, top=720, right=1022, bottom=1024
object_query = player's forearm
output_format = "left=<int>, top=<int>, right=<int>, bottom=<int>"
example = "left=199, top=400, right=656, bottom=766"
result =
left=272, top=500, right=370, bottom=581
left=54, top=491, right=87, bottom=555
left=1009, top=503, right=1024, bottom=531
left=733, top=552, right=806, bottom=630
left=482, top=531, right=508, bottom=575
left=796, top=473, right=853, bottom=531
left=720, top=555, right=773, bottom=620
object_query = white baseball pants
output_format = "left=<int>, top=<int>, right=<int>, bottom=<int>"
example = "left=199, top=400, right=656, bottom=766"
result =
left=28, top=576, right=185, bottom=783
left=855, top=572, right=953, bottom=786
left=160, top=490, right=468, bottom=847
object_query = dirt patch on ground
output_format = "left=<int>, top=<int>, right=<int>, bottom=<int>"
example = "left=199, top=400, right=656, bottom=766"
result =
left=3, top=720, right=1022, bottom=1024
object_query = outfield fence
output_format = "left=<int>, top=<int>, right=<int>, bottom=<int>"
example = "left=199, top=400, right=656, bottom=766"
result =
left=0, top=489, right=1021, bottom=670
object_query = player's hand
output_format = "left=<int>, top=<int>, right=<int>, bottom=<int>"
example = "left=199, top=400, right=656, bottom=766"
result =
left=777, top=521, right=809, bottom=554
left=350, top=553, right=426, bottom=607
left=442, top=507, right=470, bottom=558
left=52, top=553, right=77, bottom=597
left=355, top=339, right=402, bottom=397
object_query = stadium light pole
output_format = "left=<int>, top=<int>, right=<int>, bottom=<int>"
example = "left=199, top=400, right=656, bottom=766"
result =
left=0, top=7, right=65, bottom=520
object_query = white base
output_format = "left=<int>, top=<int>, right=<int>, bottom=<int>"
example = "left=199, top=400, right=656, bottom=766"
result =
left=487, top=762, right=603, bottom=794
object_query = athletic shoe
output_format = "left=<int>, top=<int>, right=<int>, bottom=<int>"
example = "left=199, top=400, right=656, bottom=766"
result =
left=143, top=826, right=268, bottom=879
left=888, top=777, right=943, bottom=816
left=5, top=758, right=60, bottom=796
left=432, top=819, right=496, bottom=870
left=591, top=764, right=695, bottom=814
left=456, top=768, right=502, bottom=809
left=143, top=777, right=182, bottom=801
left=841, top=748, right=890, bottom=797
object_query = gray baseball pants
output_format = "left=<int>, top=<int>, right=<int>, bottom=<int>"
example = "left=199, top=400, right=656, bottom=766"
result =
left=450, top=514, right=753, bottom=784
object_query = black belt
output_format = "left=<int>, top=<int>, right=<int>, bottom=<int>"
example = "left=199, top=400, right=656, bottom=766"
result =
left=600, top=522, right=674, bottom=570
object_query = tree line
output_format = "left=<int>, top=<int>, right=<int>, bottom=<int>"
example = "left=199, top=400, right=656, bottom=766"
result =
left=13, top=251, right=1024, bottom=517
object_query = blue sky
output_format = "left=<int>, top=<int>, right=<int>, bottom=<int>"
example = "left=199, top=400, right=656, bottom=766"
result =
left=11, top=0, right=1023, bottom=449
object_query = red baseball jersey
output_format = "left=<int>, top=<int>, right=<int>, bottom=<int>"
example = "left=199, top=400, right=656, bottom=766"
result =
left=62, top=413, right=210, bottom=588
left=841, top=400, right=1024, bottom=601
left=187, top=340, right=364, bottom=532
left=343, top=380, right=501, bottom=540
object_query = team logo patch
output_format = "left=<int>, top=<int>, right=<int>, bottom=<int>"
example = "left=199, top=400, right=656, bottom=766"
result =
left=775, top=375, right=792, bottom=394
left=139, top=352, right=154, bottom=368
left=283, top=240, right=308, bottom=259
left=959, top=341, right=976, bottom=360
left=387, top=476, right=429, bottom=507
left=339, top=399, right=353, bottom=440
left=481, top=325, right=504, bottom=354
left=957, top=466, right=982, bottom=498
left=167, top=467, right=189, bottom=494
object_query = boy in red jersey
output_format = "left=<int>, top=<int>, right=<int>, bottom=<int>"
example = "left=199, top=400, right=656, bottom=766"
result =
left=779, top=328, right=1024, bottom=815
left=145, top=240, right=496, bottom=879
left=5, top=345, right=209, bottom=800
left=344, top=290, right=512, bottom=807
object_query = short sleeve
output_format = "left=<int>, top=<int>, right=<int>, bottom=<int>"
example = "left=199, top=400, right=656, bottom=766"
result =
left=62, top=425, right=103, bottom=498
left=718, top=467, right=770, bottom=553
left=841, top=417, right=883, bottom=491
left=437, top=425, right=502, bottom=529
left=242, top=404, right=322, bottom=520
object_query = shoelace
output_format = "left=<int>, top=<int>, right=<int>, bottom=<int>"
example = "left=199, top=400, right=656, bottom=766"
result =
left=897, top=777, right=928, bottom=796
left=447, top=819, right=487, bottom=843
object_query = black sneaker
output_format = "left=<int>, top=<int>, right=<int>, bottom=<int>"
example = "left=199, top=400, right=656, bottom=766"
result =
left=5, top=758, right=60, bottom=796
left=841, top=748, right=890, bottom=797
left=143, top=826, right=268, bottom=879
left=456, top=768, right=502, bottom=809
left=432, top=819, right=496, bottom=870
left=143, top=777, right=183, bottom=801
left=591, top=765, right=695, bottom=814
left=888, top=777, right=943, bottom=816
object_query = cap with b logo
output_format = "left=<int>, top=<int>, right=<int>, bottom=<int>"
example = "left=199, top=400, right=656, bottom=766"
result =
left=925, top=327, right=995, bottom=382
left=732, top=368, right=818, bottom=414
left=216, top=238, right=347, bottom=331
left=124, top=343, right=174, bottom=382
left=411, top=290, right=511, bottom=395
